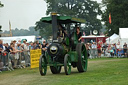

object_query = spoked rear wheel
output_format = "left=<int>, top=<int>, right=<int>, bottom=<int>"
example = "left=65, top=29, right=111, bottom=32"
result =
left=76, top=43, right=88, bottom=72
left=64, top=54, right=71, bottom=75
left=39, top=55, right=47, bottom=76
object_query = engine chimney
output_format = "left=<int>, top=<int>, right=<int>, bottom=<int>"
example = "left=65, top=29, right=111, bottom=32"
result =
left=51, top=13, right=58, bottom=42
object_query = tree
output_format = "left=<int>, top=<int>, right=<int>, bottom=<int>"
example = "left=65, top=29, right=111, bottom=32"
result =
left=102, top=0, right=128, bottom=36
left=2, top=27, right=39, bottom=36
left=35, top=0, right=102, bottom=37
left=35, top=21, right=52, bottom=39
left=0, top=1, right=4, bottom=7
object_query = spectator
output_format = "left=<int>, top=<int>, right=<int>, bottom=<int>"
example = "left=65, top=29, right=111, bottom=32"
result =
left=23, top=40, right=29, bottom=67
left=17, top=42, right=21, bottom=51
left=102, top=43, right=108, bottom=56
left=91, top=42, right=97, bottom=58
left=33, top=42, right=37, bottom=50
left=116, top=42, right=121, bottom=57
left=12, top=40, right=17, bottom=49
left=18, top=40, right=21, bottom=43
left=41, top=40, right=47, bottom=54
left=0, top=40, right=3, bottom=70
left=8, top=43, right=16, bottom=68
left=0, top=40, right=3, bottom=53
left=35, top=41, right=40, bottom=49
left=26, top=42, right=30, bottom=66
left=20, top=44, right=24, bottom=51
left=29, top=42, right=34, bottom=50
left=118, top=49, right=123, bottom=57
left=112, top=44, right=116, bottom=56
left=3, top=43, right=6, bottom=51
left=4, top=43, right=9, bottom=52
left=85, top=43, right=90, bottom=57
left=97, top=42, right=102, bottom=58
left=109, top=47, right=114, bottom=57
left=123, top=42, right=127, bottom=57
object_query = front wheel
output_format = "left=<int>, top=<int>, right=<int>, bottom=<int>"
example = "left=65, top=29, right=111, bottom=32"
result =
left=39, top=55, right=47, bottom=76
left=64, top=54, right=71, bottom=75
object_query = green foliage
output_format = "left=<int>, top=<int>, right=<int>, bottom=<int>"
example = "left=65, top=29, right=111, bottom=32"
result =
left=3, top=27, right=39, bottom=36
left=35, top=0, right=102, bottom=37
left=0, top=1, right=4, bottom=7
left=35, top=21, right=52, bottom=39
left=102, top=0, right=128, bottom=36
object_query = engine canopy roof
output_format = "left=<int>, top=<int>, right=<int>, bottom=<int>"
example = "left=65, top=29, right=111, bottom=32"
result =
left=40, top=16, right=85, bottom=24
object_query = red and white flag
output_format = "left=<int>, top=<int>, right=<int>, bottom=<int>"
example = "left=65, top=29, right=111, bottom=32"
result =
left=109, top=13, right=111, bottom=24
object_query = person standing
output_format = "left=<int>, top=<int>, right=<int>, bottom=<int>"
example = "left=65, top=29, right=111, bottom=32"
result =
left=0, top=40, right=3, bottom=53
left=23, top=40, right=29, bottom=66
left=76, top=27, right=82, bottom=42
left=0, top=40, right=3, bottom=71
left=9, top=43, right=18, bottom=68
left=116, top=42, right=120, bottom=57
left=35, top=41, right=41, bottom=49
left=97, top=42, right=102, bottom=58
left=91, top=42, right=97, bottom=58
left=102, top=43, right=108, bottom=56
left=123, top=42, right=127, bottom=57
left=41, top=40, right=47, bottom=55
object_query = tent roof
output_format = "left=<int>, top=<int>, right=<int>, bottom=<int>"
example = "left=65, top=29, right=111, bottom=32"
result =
left=110, top=36, right=120, bottom=44
left=106, top=33, right=119, bottom=41
left=0, top=35, right=36, bottom=44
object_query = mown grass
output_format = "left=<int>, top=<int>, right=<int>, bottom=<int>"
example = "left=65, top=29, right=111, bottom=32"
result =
left=0, top=58, right=128, bottom=85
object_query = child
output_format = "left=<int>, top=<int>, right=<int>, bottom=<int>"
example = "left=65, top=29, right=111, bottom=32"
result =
left=118, top=49, right=123, bottom=58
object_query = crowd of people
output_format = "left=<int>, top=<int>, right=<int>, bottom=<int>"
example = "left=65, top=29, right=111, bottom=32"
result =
left=85, top=41, right=128, bottom=59
left=0, top=39, right=48, bottom=72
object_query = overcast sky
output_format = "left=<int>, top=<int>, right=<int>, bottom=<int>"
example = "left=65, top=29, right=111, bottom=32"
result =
left=0, top=0, right=102, bottom=31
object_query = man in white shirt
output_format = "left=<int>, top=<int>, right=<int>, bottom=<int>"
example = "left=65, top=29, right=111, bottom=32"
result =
left=91, top=42, right=97, bottom=58
left=116, top=42, right=121, bottom=57
left=23, top=40, right=29, bottom=67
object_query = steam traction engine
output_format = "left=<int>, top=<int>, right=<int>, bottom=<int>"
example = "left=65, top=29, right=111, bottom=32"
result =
left=39, top=13, right=88, bottom=75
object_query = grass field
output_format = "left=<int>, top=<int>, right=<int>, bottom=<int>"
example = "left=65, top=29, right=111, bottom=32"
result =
left=0, top=58, right=128, bottom=85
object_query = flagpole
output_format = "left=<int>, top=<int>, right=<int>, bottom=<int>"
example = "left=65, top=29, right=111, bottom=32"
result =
left=9, top=21, right=12, bottom=37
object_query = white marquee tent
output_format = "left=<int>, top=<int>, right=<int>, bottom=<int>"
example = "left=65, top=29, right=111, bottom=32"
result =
left=105, top=28, right=128, bottom=48
left=119, top=28, right=128, bottom=47
left=109, top=36, right=120, bottom=44
left=0, top=35, right=36, bottom=44
left=106, top=33, right=119, bottom=44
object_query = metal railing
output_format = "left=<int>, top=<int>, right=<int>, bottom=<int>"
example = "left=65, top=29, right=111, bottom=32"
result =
left=0, top=50, right=31, bottom=72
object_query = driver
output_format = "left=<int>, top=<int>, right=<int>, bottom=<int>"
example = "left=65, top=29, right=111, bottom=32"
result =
left=76, top=27, right=82, bottom=42
left=58, top=24, right=67, bottom=38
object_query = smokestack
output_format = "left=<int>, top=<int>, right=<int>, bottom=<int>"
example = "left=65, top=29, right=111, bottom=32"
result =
left=51, top=13, right=58, bottom=41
